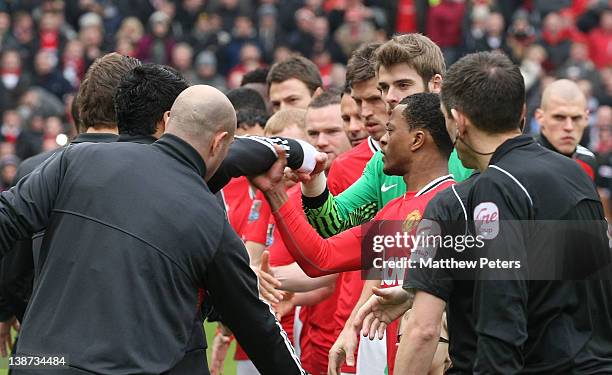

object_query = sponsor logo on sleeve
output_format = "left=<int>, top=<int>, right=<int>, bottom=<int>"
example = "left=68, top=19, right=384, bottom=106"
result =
left=474, top=202, right=499, bottom=239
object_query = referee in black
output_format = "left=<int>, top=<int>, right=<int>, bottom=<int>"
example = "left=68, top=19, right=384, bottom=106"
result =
left=439, top=52, right=611, bottom=373
left=371, top=52, right=612, bottom=374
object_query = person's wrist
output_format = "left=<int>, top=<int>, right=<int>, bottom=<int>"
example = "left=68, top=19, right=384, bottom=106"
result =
left=264, top=186, right=288, bottom=211
left=301, top=172, right=327, bottom=197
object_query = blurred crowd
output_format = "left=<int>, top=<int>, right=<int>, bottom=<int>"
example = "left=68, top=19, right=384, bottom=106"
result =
left=0, top=0, right=611, bottom=192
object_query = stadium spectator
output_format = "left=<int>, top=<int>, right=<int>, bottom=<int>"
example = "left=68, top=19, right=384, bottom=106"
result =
left=192, top=50, right=227, bottom=91
left=267, top=56, right=323, bottom=113
left=32, top=50, right=73, bottom=100
left=136, top=11, right=176, bottom=64
left=170, top=42, right=196, bottom=83
left=0, top=49, right=30, bottom=113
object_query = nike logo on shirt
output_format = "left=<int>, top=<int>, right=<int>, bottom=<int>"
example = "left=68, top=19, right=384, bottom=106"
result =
left=381, top=183, right=398, bottom=192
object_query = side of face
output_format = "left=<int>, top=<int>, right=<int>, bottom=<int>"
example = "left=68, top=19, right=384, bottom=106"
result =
left=305, top=104, right=351, bottom=165
left=441, top=103, right=478, bottom=170
left=269, top=78, right=313, bottom=113
left=535, top=95, right=588, bottom=155
left=351, top=77, right=387, bottom=141
left=380, top=104, right=413, bottom=176
left=378, top=63, right=427, bottom=109
left=340, top=93, right=368, bottom=146
left=205, top=129, right=234, bottom=180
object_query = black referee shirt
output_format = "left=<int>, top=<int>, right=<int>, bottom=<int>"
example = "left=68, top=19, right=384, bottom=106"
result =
left=466, top=135, right=612, bottom=373
left=404, top=173, right=479, bottom=374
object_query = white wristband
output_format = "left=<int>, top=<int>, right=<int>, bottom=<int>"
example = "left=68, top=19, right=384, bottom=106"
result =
left=294, top=139, right=317, bottom=173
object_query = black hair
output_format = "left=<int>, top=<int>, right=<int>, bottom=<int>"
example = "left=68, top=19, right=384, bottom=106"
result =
left=237, top=107, right=268, bottom=130
left=440, top=52, right=525, bottom=134
left=226, top=87, right=267, bottom=113
left=115, top=64, right=189, bottom=136
left=400, top=93, right=453, bottom=159
left=241, top=67, right=269, bottom=86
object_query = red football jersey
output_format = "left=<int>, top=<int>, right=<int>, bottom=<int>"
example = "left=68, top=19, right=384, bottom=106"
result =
left=327, top=137, right=378, bottom=196
left=273, top=175, right=456, bottom=374
left=326, top=137, right=378, bottom=373
left=222, top=176, right=256, bottom=239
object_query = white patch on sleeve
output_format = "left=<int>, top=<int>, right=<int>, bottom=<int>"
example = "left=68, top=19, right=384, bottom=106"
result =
left=474, top=202, right=499, bottom=239
left=294, top=139, right=317, bottom=173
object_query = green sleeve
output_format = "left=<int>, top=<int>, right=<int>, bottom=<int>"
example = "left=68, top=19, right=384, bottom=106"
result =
left=303, top=154, right=381, bottom=237
left=449, top=149, right=473, bottom=182
left=304, top=193, right=377, bottom=238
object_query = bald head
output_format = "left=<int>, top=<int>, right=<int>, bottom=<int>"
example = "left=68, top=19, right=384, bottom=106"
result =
left=166, top=85, right=237, bottom=180
left=167, top=85, right=237, bottom=138
left=536, top=79, right=589, bottom=155
left=541, top=79, right=586, bottom=110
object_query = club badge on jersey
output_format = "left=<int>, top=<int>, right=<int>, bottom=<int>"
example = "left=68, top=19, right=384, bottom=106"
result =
left=248, top=200, right=262, bottom=222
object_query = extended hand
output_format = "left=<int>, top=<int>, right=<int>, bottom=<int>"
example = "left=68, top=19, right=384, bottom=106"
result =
left=328, top=323, right=360, bottom=375
left=250, top=147, right=288, bottom=193
left=354, top=286, right=413, bottom=340
left=0, top=316, right=19, bottom=357
left=257, top=251, right=284, bottom=304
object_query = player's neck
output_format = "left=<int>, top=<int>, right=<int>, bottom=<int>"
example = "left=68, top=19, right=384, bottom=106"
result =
left=471, top=130, right=522, bottom=171
left=403, top=156, right=449, bottom=192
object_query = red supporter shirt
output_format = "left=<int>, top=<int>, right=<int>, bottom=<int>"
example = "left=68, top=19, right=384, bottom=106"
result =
left=222, top=176, right=255, bottom=239
left=327, top=137, right=378, bottom=196
left=273, top=175, right=456, bottom=374
left=326, top=137, right=378, bottom=373
left=588, top=27, right=612, bottom=69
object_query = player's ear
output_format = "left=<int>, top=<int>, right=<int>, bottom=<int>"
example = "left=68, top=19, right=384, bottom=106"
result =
left=428, top=74, right=443, bottom=94
left=312, top=87, right=324, bottom=99
left=534, top=108, right=544, bottom=130
left=411, top=129, right=426, bottom=151
left=210, top=131, right=230, bottom=156
left=450, top=109, right=467, bottom=136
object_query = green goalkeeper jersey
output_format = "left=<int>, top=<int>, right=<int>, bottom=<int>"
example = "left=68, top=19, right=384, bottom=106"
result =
left=304, top=148, right=471, bottom=237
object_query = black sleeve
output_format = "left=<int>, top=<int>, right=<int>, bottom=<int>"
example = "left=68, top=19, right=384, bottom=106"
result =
left=468, top=175, right=530, bottom=374
left=0, top=148, right=66, bottom=256
left=207, top=136, right=314, bottom=193
left=203, top=220, right=306, bottom=375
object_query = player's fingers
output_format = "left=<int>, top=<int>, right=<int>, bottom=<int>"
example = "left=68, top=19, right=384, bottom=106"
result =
left=360, top=312, right=375, bottom=337
left=327, top=347, right=344, bottom=375
left=260, top=251, right=271, bottom=273
left=354, top=298, right=373, bottom=328
left=368, top=317, right=381, bottom=340
left=377, top=322, right=387, bottom=340
left=259, top=268, right=281, bottom=288
left=345, top=341, right=356, bottom=367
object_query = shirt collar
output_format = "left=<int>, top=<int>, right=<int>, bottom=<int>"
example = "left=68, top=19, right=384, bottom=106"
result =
left=368, top=137, right=381, bottom=153
left=118, top=134, right=158, bottom=144
left=536, top=132, right=574, bottom=157
left=72, top=133, right=119, bottom=144
left=153, top=133, right=207, bottom=178
left=489, top=135, right=535, bottom=165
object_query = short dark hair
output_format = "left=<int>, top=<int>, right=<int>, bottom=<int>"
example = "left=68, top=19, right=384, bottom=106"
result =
left=241, top=67, right=269, bottom=86
left=400, top=93, right=453, bottom=159
left=346, top=42, right=382, bottom=87
left=237, top=107, right=268, bottom=129
left=308, top=89, right=341, bottom=109
left=78, top=53, right=141, bottom=132
left=267, top=56, right=322, bottom=94
left=71, top=92, right=80, bottom=129
left=440, top=52, right=525, bottom=133
left=227, top=87, right=267, bottom=113
left=115, top=64, right=189, bottom=136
